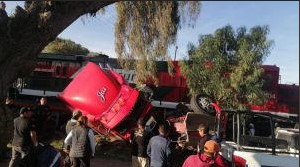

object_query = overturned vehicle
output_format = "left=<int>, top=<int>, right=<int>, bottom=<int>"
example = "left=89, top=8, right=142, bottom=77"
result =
left=58, top=62, right=222, bottom=141
left=58, top=62, right=298, bottom=166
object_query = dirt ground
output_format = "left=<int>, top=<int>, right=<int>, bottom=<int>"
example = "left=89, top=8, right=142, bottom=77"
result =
left=0, top=135, right=190, bottom=167
left=92, top=158, right=131, bottom=167
left=0, top=158, right=131, bottom=167
left=0, top=137, right=133, bottom=167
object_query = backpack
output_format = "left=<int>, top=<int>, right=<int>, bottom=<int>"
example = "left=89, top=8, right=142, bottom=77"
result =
left=35, top=143, right=62, bottom=167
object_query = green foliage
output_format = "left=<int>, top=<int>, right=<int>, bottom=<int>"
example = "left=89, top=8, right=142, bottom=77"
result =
left=115, top=1, right=200, bottom=85
left=180, top=25, right=273, bottom=110
left=43, top=37, right=90, bottom=55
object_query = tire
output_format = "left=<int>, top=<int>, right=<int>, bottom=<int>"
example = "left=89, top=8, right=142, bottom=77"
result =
left=190, top=94, right=216, bottom=116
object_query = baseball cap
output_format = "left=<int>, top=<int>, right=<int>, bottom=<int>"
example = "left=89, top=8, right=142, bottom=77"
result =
left=72, top=110, right=82, bottom=118
left=204, top=140, right=220, bottom=153
left=20, top=107, right=32, bottom=114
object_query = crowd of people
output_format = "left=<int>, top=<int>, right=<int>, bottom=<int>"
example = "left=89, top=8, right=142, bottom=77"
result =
left=4, top=95, right=229, bottom=167
left=4, top=96, right=95, bottom=167
left=5, top=96, right=60, bottom=167
left=130, top=119, right=229, bottom=167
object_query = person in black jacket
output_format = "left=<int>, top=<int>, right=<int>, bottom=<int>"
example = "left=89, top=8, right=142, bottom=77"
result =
left=8, top=107, right=38, bottom=167
left=131, top=118, right=151, bottom=167
left=32, top=97, right=52, bottom=143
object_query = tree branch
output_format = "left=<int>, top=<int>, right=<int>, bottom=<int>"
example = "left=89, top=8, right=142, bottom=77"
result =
left=0, top=1, right=115, bottom=96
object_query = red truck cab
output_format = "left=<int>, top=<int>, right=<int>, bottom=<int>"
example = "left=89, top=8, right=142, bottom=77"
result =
left=58, top=62, right=146, bottom=138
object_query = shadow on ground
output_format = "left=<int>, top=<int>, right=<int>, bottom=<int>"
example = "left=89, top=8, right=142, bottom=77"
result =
left=0, top=133, right=132, bottom=167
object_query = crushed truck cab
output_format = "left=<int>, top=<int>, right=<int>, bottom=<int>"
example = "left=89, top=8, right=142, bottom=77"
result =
left=58, top=62, right=143, bottom=138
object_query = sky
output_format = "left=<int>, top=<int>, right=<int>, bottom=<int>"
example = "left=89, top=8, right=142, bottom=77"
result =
left=4, top=1, right=299, bottom=85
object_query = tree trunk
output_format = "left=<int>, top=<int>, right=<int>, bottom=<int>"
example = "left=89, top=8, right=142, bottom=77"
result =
left=0, top=1, right=115, bottom=156
left=0, top=1, right=115, bottom=97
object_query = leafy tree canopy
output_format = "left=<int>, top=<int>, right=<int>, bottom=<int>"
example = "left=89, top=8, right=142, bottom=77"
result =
left=180, top=25, right=273, bottom=110
left=43, top=37, right=90, bottom=55
left=115, top=1, right=200, bottom=85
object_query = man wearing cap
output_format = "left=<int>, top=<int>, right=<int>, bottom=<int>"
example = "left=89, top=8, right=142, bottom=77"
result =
left=9, top=107, right=38, bottom=167
left=182, top=140, right=228, bottom=167
left=65, top=110, right=82, bottom=135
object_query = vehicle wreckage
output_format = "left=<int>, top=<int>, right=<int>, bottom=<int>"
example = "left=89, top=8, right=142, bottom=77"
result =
left=58, top=62, right=299, bottom=166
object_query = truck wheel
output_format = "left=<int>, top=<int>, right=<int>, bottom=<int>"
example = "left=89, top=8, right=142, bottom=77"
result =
left=190, top=94, right=216, bottom=116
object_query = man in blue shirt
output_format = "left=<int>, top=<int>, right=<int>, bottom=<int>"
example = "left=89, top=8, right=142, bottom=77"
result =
left=147, top=122, right=171, bottom=167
